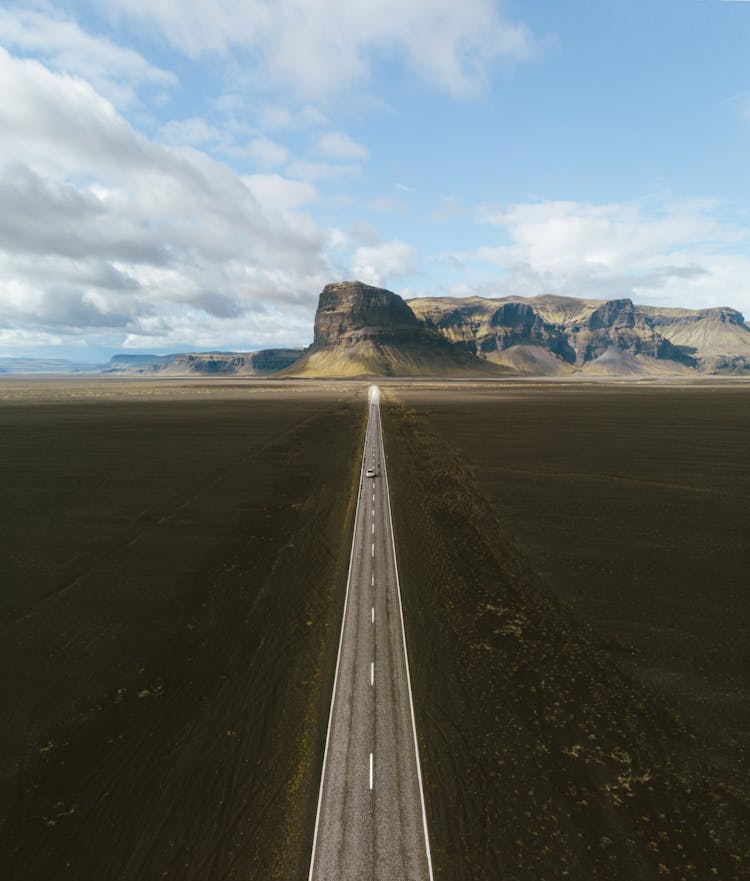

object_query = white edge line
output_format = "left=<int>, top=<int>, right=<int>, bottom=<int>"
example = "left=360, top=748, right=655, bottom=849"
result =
left=377, top=391, right=435, bottom=880
left=307, top=402, right=369, bottom=881
left=369, top=751, right=373, bottom=790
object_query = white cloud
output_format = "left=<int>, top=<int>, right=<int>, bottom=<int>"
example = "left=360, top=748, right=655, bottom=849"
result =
left=0, top=47, right=333, bottom=351
left=351, top=222, right=381, bottom=245
left=351, top=240, right=418, bottom=286
left=478, top=199, right=732, bottom=268
left=247, top=136, right=290, bottom=167
left=215, top=92, right=246, bottom=115
left=0, top=7, right=176, bottom=108
left=256, top=103, right=328, bottom=131
left=158, top=116, right=221, bottom=146
left=467, top=198, right=750, bottom=314
left=242, top=173, right=318, bottom=211
left=96, top=0, right=534, bottom=98
left=158, top=120, right=292, bottom=167
left=316, top=131, right=368, bottom=161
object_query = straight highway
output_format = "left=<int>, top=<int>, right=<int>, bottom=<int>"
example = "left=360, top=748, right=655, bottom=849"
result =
left=308, top=385, right=433, bottom=880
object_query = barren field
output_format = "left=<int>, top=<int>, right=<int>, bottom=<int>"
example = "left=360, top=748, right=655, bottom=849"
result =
left=0, top=378, right=363, bottom=881
left=382, top=380, right=749, bottom=881
left=2, top=377, right=748, bottom=881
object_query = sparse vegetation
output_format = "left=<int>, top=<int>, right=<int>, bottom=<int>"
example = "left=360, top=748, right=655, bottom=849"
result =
left=382, top=383, right=750, bottom=880
left=0, top=379, right=363, bottom=881
left=2, top=377, right=748, bottom=880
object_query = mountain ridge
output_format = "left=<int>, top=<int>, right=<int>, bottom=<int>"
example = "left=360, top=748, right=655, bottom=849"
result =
left=3, top=284, right=749, bottom=378
left=102, top=349, right=302, bottom=376
left=287, top=282, right=750, bottom=377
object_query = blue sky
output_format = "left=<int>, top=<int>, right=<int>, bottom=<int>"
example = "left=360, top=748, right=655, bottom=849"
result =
left=1, top=0, right=750, bottom=360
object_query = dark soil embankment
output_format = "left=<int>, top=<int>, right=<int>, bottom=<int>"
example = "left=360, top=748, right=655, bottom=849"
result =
left=0, top=386, right=364, bottom=880
left=382, top=397, right=749, bottom=881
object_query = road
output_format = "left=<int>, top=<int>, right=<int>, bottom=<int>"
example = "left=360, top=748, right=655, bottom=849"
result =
left=308, top=385, right=433, bottom=881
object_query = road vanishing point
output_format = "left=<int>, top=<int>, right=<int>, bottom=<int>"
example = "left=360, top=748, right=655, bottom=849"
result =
left=308, top=385, right=434, bottom=881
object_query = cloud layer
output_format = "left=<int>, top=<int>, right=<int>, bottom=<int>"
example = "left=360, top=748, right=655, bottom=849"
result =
left=447, top=198, right=750, bottom=313
left=96, top=0, right=533, bottom=97
left=0, top=7, right=176, bottom=108
left=0, top=46, right=333, bottom=354
left=2, top=3, right=748, bottom=363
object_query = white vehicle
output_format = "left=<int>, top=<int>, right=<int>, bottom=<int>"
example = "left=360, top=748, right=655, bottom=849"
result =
left=365, top=467, right=376, bottom=478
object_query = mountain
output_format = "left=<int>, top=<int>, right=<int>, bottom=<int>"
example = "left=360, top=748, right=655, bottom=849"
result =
left=409, top=293, right=750, bottom=376
left=0, top=358, right=101, bottom=374
left=288, top=283, right=750, bottom=377
left=288, top=281, right=503, bottom=376
left=102, top=349, right=302, bottom=376
left=4, top=286, right=749, bottom=379
left=643, top=306, right=750, bottom=374
left=0, top=349, right=303, bottom=377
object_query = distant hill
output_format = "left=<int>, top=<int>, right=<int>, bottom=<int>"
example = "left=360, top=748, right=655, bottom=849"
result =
left=0, top=350, right=303, bottom=377
left=286, top=282, right=750, bottom=377
left=101, top=349, right=303, bottom=376
left=0, top=358, right=101, bottom=375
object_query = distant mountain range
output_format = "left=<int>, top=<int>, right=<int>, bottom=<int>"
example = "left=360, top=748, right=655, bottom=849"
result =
left=0, top=358, right=99, bottom=375
left=0, top=350, right=301, bottom=376
left=3, top=283, right=750, bottom=377
left=101, top=349, right=302, bottom=375
left=287, top=281, right=750, bottom=377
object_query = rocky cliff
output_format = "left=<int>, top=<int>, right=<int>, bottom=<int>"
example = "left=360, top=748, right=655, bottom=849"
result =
left=409, top=293, right=750, bottom=376
left=291, top=282, right=750, bottom=377
left=289, top=281, right=501, bottom=376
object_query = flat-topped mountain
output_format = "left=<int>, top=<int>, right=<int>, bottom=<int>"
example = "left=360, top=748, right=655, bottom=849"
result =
left=103, top=349, right=302, bottom=376
left=289, top=281, right=499, bottom=376
left=287, top=283, right=750, bottom=377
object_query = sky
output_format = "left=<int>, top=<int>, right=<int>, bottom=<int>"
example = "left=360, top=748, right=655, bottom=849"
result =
left=1, top=0, right=750, bottom=361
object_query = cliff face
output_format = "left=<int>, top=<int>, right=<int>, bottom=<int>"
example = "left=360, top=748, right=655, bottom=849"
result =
left=290, top=281, right=503, bottom=377
left=409, top=293, right=750, bottom=376
left=567, top=298, right=694, bottom=366
left=418, top=298, right=575, bottom=366
left=313, top=281, right=426, bottom=346
left=643, top=306, right=750, bottom=373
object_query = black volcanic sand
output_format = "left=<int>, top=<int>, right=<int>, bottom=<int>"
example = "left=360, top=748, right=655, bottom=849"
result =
left=0, top=379, right=363, bottom=881
left=382, top=382, right=749, bottom=881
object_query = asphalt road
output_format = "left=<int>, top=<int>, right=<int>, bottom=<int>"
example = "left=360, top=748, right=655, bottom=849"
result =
left=308, top=385, right=433, bottom=881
